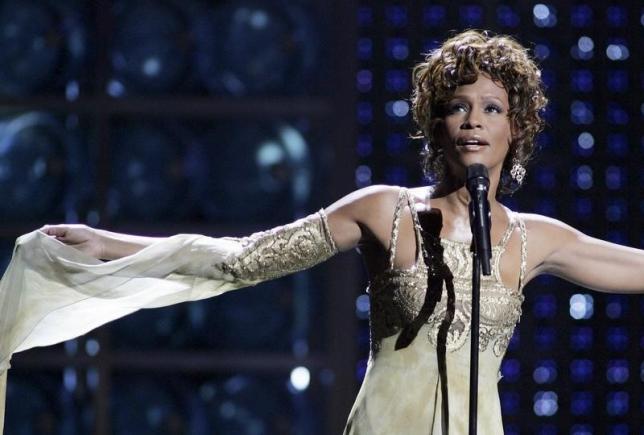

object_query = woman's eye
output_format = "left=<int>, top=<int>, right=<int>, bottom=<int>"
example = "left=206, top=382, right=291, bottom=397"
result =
left=486, top=104, right=503, bottom=113
left=448, top=103, right=467, bottom=113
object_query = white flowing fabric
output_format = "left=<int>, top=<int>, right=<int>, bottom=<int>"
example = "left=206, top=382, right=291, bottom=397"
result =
left=0, top=230, right=252, bottom=434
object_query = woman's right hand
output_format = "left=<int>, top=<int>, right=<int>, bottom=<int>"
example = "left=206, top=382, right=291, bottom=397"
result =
left=40, top=224, right=104, bottom=259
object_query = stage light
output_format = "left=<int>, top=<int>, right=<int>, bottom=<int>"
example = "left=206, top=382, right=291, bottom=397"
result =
left=606, top=43, right=629, bottom=61
left=5, top=375, right=64, bottom=433
left=606, top=327, right=628, bottom=351
left=570, top=359, right=593, bottom=383
left=356, top=69, right=372, bottom=92
left=570, top=5, right=593, bottom=27
left=570, top=293, right=593, bottom=319
left=533, top=4, right=557, bottom=28
left=497, top=5, right=520, bottom=27
left=357, top=134, right=373, bottom=157
left=570, top=327, right=593, bottom=350
left=605, top=199, right=626, bottom=222
left=0, top=112, right=78, bottom=220
left=607, top=70, right=628, bottom=92
left=385, top=166, right=407, bottom=185
left=571, top=36, right=594, bottom=60
left=460, top=5, right=483, bottom=26
left=357, top=38, right=373, bottom=60
left=571, top=100, right=594, bottom=124
left=533, top=43, right=551, bottom=60
left=574, top=165, right=593, bottom=190
left=576, top=131, right=594, bottom=153
left=354, top=294, right=370, bottom=320
left=535, top=326, right=556, bottom=348
left=196, top=376, right=291, bottom=433
left=355, top=165, right=372, bottom=187
left=571, top=392, right=593, bottom=415
left=386, top=133, right=406, bottom=155
left=357, top=102, right=373, bottom=124
left=574, top=198, right=592, bottom=219
left=501, top=358, right=520, bottom=382
left=385, top=5, right=407, bottom=27
left=385, top=100, right=409, bottom=119
left=606, top=6, right=627, bottom=27
left=501, top=392, right=520, bottom=415
left=289, top=366, right=310, bottom=392
left=606, top=391, right=629, bottom=416
left=385, top=70, right=409, bottom=93
left=605, top=296, right=626, bottom=319
left=606, top=360, right=629, bottom=384
left=357, top=6, right=373, bottom=26
left=108, top=123, right=191, bottom=221
left=110, top=0, right=195, bottom=95
left=112, top=377, right=187, bottom=434
left=197, top=123, right=312, bottom=222
left=533, top=391, right=558, bottom=416
left=607, top=133, right=628, bottom=156
left=607, top=103, right=629, bottom=125
left=533, top=360, right=557, bottom=384
left=0, top=0, right=87, bottom=96
left=532, top=294, right=556, bottom=318
left=571, top=69, right=593, bottom=92
left=605, top=166, right=624, bottom=190
left=423, top=5, right=446, bottom=27
left=194, top=1, right=319, bottom=95
left=386, top=37, right=410, bottom=61
left=192, top=279, right=292, bottom=351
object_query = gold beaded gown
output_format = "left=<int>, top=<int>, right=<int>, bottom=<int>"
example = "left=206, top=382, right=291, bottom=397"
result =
left=343, top=188, right=527, bottom=435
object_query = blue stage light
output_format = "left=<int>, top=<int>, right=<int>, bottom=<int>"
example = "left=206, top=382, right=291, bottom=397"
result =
left=570, top=327, right=593, bottom=350
left=357, top=38, right=373, bottom=60
left=570, top=5, right=593, bottom=27
left=606, top=327, right=628, bottom=351
left=607, top=133, right=628, bottom=156
left=386, top=133, right=406, bottom=155
left=459, top=5, right=483, bottom=26
left=384, top=166, right=407, bottom=185
left=386, top=38, right=409, bottom=61
left=535, top=327, right=556, bottom=348
left=570, top=359, right=594, bottom=383
left=501, top=359, right=520, bottom=382
left=533, top=360, right=557, bottom=384
left=607, top=103, right=629, bottom=125
left=423, top=5, right=446, bottom=27
left=357, top=6, right=373, bottom=26
left=357, top=134, right=373, bottom=157
left=356, top=69, right=372, bottom=93
left=605, top=166, right=624, bottom=190
left=385, top=5, right=407, bottom=27
left=574, top=198, right=593, bottom=219
left=606, top=6, right=627, bottom=27
left=606, top=360, right=629, bottom=384
left=533, top=4, right=557, bottom=27
left=605, top=198, right=626, bottom=222
left=571, top=100, right=594, bottom=124
left=357, top=102, right=373, bottom=124
left=533, top=294, right=556, bottom=318
left=571, top=392, right=593, bottom=415
left=385, top=69, right=409, bottom=93
left=607, top=70, right=628, bottom=92
left=501, top=392, right=520, bottom=415
left=194, top=1, right=319, bottom=95
left=606, top=391, right=629, bottom=416
left=571, top=69, right=593, bottom=92
left=497, top=5, right=520, bottom=27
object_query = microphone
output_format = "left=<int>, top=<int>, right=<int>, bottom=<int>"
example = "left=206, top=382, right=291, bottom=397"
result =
left=466, top=164, right=492, bottom=276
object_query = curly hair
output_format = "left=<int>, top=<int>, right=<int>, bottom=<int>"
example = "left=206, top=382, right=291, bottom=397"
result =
left=411, top=30, right=548, bottom=195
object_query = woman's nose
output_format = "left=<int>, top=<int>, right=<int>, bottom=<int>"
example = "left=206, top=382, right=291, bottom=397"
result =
left=461, top=111, right=482, bottom=129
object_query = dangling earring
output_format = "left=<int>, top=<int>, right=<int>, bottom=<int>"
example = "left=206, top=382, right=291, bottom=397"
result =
left=510, top=159, right=526, bottom=184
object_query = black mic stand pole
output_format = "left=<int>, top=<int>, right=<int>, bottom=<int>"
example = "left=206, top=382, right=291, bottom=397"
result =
left=467, top=166, right=492, bottom=435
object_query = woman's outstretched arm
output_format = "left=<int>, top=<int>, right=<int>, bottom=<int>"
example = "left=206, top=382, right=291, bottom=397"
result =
left=523, top=213, right=644, bottom=293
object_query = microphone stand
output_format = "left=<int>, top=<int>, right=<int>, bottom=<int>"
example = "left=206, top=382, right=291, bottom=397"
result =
left=466, top=165, right=492, bottom=435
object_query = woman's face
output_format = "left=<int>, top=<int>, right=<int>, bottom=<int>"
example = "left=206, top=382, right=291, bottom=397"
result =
left=436, top=74, right=513, bottom=180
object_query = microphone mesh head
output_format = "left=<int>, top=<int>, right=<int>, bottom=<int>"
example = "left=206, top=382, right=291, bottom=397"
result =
left=466, top=164, right=488, bottom=180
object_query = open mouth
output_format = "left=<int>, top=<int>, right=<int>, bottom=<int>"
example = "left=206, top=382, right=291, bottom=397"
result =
left=457, top=138, right=489, bottom=146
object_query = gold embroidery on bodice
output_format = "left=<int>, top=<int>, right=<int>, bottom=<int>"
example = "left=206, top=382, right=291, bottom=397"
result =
left=368, top=189, right=527, bottom=357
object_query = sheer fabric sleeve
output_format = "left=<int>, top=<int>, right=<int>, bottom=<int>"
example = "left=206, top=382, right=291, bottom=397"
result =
left=0, top=210, right=337, bottom=433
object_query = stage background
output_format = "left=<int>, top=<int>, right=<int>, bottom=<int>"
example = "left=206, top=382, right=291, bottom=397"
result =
left=0, top=0, right=641, bottom=434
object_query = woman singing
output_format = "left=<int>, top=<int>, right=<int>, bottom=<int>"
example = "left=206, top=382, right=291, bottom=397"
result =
left=2, top=30, right=643, bottom=434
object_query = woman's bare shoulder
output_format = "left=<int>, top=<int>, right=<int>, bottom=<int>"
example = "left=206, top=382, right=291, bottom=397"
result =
left=324, top=185, right=404, bottom=251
